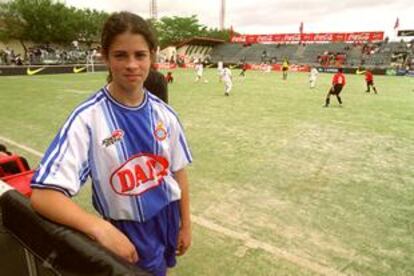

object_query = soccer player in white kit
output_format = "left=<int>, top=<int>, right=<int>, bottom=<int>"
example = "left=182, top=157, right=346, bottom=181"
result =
left=217, top=60, right=224, bottom=82
left=195, top=60, right=208, bottom=83
left=30, top=12, right=192, bottom=276
left=221, top=65, right=233, bottom=96
left=309, top=66, right=319, bottom=89
left=195, top=60, right=202, bottom=81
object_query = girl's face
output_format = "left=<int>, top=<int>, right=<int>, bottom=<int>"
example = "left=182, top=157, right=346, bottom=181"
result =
left=104, top=32, right=152, bottom=93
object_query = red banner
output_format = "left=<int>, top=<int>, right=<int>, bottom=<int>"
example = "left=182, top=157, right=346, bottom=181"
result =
left=154, top=63, right=177, bottom=70
left=246, top=64, right=310, bottom=72
left=231, top=32, right=384, bottom=43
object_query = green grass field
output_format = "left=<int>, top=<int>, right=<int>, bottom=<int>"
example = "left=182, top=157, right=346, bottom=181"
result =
left=1, top=69, right=414, bottom=275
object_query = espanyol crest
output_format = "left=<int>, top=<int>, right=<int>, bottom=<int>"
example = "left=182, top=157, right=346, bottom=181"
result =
left=154, top=121, right=167, bottom=141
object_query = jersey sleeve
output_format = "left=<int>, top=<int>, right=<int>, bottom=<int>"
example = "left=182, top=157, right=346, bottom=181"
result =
left=31, top=114, right=91, bottom=197
left=169, top=117, right=192, bottom=172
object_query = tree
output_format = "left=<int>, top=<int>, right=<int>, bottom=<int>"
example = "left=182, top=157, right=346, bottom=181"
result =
left=149, top=15, right=238, bottom=48
left=0, top=0, right=30, bottom=51
left=0, top=0, right=108, bottom=51
left=204, top=27, right=237, bottom=42
left=0, top=2, right=234, bottom=54
left=75, top=8, right=109, bottom=47
left=154, top=15, right=207, bottom=48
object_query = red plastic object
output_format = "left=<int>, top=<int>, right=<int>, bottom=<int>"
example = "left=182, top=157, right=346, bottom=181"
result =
left=0, top=154, right=28, bottom=174
left=1, top=170, right=33, bottom=197
left=0, top=154, right=33, bottom=197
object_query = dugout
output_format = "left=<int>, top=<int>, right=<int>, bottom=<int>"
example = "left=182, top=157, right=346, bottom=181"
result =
left=173, top=36, right=225, bottom=65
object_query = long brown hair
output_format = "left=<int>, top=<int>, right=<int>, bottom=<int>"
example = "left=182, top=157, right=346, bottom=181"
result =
left=101, top=11, right=158, bottom=82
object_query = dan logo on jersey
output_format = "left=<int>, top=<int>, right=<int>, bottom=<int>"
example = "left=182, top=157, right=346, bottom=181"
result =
left=110, top=153, right=169, bottom=195
left=102, top=129, right=124, bottom=147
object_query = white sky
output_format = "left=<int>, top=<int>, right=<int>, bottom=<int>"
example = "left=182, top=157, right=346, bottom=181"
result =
left=63, top=0, right=413, bottom=38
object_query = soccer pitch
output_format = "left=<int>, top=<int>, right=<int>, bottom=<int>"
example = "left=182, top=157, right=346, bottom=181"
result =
left=1, top=69, right=413, bottom=275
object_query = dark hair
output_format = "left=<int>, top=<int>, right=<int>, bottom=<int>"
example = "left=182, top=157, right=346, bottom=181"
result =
left=101, top=11, right=158, bottom=82
left=338, top=68, right=343, bottom=73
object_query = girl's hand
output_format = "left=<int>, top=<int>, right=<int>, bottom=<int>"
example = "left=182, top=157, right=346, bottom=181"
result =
left=176, top=225, right=192, bottom=256
left=91, top=220, right=139, bottom=263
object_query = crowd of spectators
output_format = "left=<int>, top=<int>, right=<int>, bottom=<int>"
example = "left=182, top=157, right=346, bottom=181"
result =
left=0, top=47, right=21, bottom=65
left=317, top=51, right=347, bottom=67
left=361, top=43, right=380, bottom=56
left=0, top=44, right=102, bottom=66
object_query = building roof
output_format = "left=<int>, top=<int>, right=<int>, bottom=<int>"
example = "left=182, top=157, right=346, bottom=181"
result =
left=175, top=36, right=225, bottom=49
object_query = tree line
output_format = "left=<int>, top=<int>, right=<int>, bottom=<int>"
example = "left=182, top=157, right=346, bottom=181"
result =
left=0, top=0, right=234, bottom=53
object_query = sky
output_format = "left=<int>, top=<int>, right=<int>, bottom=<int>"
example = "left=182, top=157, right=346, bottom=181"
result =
left=63, top=0, right=413, bottom=38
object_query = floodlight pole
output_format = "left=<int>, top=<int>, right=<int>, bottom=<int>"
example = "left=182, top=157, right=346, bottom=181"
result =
left=149, top=0, right=158, bottom=20
left=220, top=0, right=226, bottom=30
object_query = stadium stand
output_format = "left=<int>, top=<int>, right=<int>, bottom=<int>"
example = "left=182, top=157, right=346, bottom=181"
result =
left=209, top=40, right=411, bottom=69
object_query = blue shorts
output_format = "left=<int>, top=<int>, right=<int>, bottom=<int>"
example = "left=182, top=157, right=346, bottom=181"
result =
left=111, top=201, right=180, bottom=276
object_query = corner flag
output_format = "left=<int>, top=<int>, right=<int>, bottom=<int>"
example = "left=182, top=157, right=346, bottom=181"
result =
left=299, top=22, right=304, bottom=34
left=394, top=17, right=399, bottom=30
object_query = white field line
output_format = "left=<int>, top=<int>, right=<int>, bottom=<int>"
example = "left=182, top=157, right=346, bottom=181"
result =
left=0, top=135, right=344, bottom=275
left=192, top=216, right=345, bottom=276
left=0, top=136, right=43, bottom=157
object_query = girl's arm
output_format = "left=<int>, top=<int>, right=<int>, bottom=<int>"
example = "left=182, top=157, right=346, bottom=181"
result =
left=30, top=189, right=138, bottom=263
left=174, top=168, right=191, bottom=256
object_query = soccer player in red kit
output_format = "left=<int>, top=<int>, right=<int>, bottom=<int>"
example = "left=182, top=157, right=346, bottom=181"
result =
left=165, top=71, right=174, bottom=84
left=239, top=62, right=248, bottom=77
left=365, top=69, right=378, bottom=94
left=324, top=68, right=346, bottom=107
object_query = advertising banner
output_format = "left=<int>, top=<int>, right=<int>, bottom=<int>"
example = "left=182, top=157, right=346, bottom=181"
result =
left=231, top=32, right=384, bottom=44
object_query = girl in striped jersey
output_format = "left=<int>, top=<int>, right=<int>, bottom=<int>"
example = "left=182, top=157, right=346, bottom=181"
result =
left=30, top=12, right=192, bottom=276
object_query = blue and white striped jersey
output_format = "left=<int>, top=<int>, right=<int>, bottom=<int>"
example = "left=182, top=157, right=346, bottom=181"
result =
left=31, top=86, right=192, bottom=222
